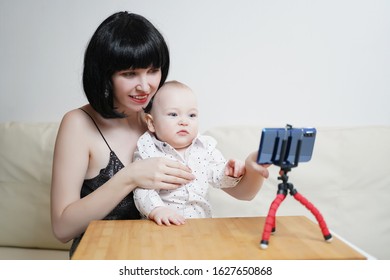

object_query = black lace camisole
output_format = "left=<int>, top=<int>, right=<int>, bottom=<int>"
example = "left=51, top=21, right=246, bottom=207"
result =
left=69, top=109, right=141, bottom=258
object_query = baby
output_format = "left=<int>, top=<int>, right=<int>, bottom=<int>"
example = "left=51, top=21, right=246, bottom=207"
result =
left=133, top=81, right=245, bottom=225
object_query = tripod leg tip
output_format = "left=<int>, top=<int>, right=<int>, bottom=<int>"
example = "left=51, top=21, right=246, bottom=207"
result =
left=324, top=234, right=333, bottom=242
left=260, top=240, right=269, bottom=250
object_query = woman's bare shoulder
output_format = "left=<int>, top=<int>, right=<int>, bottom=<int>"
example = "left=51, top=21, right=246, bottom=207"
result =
left=60, top=106, right=93, bottom=129
left=55, top=107, right=99, bottom=145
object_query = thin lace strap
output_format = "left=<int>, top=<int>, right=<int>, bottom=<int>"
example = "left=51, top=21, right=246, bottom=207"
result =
left=79, top=108, right=113, bottom=152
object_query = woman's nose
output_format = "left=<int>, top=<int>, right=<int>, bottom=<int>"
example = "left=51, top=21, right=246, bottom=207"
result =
left=136, top=75, right=151, bottom=93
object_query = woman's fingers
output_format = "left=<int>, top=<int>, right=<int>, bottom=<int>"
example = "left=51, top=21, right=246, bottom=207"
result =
left=164, top=160, right=195, bottom=179
left=156, top=159, right=195, bottom=188
left=131, top=157, right=195, bottom=189
left=246, top=151, right=270, bottom=178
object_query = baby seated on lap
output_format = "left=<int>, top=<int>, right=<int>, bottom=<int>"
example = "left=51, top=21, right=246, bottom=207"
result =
left=133, top=80, right=245, bottom=225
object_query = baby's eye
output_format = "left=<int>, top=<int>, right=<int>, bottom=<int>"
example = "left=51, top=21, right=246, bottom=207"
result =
left=168, top=112, right=178, bottom=117
left=189, top=113, right=197, bottom=118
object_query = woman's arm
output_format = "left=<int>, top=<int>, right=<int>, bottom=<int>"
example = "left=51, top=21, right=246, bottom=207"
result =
left=50, top=111, right=136, bottom=243
left=222, top=151, right=269, bottom=201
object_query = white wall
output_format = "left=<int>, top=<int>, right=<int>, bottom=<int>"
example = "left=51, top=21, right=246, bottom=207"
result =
left=1, top=0, right=389, bottom=132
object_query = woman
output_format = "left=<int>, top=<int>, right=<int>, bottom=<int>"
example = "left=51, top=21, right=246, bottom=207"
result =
left=50, top=11, right=268, bottom=258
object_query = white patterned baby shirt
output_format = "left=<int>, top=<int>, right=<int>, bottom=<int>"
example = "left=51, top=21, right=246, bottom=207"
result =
left=133, top=131, right=242, bottom=219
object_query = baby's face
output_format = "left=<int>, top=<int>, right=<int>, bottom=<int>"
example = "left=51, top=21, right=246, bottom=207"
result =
left=149, top=85, right=199, bottom=150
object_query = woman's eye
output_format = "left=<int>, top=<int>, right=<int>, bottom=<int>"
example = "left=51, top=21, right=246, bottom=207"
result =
left=124, top=72, right=136, bottom=77
left=149, top=68, right=161, bottom=74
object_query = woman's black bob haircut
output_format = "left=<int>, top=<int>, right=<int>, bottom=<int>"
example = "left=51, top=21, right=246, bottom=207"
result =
left=83, top=12, right=170, bottom=118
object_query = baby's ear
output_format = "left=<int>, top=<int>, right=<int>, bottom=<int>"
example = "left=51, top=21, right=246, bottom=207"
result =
left=144, top=114, right=156, bottom=133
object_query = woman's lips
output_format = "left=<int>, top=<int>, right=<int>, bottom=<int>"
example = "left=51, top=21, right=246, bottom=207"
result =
left=129, top=94, right=149, bottom=104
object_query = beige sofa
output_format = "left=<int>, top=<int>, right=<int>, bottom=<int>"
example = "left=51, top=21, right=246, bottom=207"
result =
left=1, top=122, right=389, bottom=259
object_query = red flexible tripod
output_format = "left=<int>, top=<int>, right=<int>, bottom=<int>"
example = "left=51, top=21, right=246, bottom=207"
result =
left=259, top=128, right=333, bottom=249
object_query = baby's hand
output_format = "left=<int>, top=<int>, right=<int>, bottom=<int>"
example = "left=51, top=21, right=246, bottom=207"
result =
left=149, top=206, right=186, bottom=226
left=225, top=159, right=246, bottom=178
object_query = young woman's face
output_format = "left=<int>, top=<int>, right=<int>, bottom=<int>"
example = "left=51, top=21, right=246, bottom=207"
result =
left=147, top=85, right=199, bottom=150
left=111, top=67, right=162, bottom=114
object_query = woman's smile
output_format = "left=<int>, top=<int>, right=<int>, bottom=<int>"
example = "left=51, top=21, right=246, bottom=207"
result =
left=129, top=94, right=149, bottom=104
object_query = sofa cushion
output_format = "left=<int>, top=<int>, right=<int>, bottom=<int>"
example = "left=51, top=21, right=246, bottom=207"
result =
left=0, top=122, right=70, bottom=251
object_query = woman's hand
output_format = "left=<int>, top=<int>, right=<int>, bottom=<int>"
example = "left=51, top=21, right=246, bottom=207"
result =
left=149, top=206, right=186, bottom=226
left=127, top=157, right=195, bottom=190
left=245, top=151, right=270, bottom=179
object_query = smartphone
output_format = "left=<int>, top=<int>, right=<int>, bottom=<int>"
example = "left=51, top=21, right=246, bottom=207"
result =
left=257, top=127, right=316, bottom=166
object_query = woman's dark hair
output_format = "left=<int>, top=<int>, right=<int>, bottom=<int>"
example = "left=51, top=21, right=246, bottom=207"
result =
left=83, top=12, right=170, bottom=118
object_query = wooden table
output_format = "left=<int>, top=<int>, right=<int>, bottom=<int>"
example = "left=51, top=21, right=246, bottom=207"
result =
left=72, top=216, right=366, bottom=260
